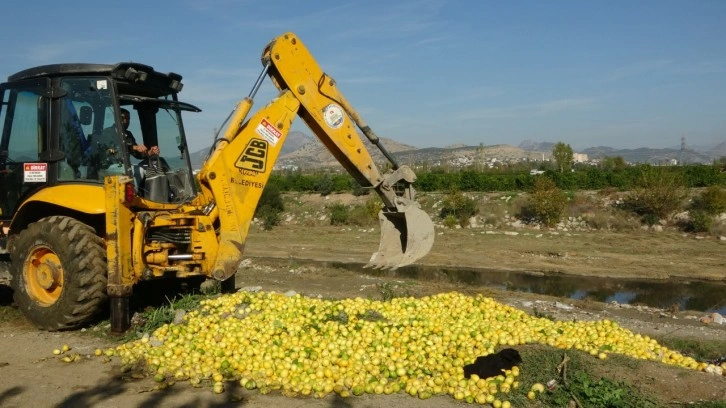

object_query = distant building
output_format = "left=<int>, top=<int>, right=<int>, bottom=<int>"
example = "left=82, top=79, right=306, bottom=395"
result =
left=573, top=153, right=589, bottom=163
left=274, top=164, right=299, bottom=171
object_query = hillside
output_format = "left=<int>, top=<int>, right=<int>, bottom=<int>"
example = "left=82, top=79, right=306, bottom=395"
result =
left=711, top=141, right=726, bottom=158
left=582, top=146, right=712, bottom=165
left=392, top=144, right=547, bottom=167
left=275, top=134, right=418, bottom=169
left=188, top=131, right=317, bottom=169
left=189, top=131, right=726, bottom=170
left=518, top=140, right=556, bottom=152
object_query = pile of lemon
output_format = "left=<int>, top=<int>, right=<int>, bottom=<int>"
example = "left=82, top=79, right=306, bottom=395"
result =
left=105, top=291, right=717, bottom=404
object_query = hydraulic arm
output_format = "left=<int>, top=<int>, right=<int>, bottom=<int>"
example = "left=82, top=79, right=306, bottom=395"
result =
left=198, top=32, right=434, bottom=274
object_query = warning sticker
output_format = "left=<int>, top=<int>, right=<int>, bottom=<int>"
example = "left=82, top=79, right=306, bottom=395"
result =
left=255, top=118, right=282, bottom=147
left=24, top=163, right=47, bottom=183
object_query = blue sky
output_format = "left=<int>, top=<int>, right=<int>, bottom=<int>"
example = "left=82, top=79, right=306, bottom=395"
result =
left=1, top=0, right=725, bottom=152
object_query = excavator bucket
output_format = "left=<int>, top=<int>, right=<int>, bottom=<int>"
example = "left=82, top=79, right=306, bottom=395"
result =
left=367, top=204, right=435, bottom=270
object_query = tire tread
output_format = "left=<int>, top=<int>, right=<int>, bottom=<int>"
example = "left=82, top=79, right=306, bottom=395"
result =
left=11, top=216, right=108, bottom=331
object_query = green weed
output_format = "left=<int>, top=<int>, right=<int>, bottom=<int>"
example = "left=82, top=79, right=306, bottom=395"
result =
left=532, top=307, right=555, bottom=321
left=328, top=203, right=349, bottom=226
left=439, top=189, right=479, bottom=227
left=521, top=177, right=568, bottom=226
left=691, top=186, right=726, bottom=215
left=377, top=281, right=411, bottom=301
left=86, top=293, right=207, bottom=343
left=0, top=305, right=22, bottom=323
left=652, top=337, right=726, bottom=362
left=511, top=346, right=658, bottom=408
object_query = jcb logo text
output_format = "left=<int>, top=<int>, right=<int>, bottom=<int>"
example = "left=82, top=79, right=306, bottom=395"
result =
left=236, top=139, right=268, bottom=173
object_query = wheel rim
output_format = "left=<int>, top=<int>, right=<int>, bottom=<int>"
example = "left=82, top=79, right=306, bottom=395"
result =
left=23, top=245, right=64, bottom=306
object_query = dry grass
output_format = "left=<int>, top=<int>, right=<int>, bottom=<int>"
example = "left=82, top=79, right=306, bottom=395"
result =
left=280, top=189, right=726, bottom=238
left=566, top=192, right=602, bottom=218
left=709, top=219, right=726, bottom=237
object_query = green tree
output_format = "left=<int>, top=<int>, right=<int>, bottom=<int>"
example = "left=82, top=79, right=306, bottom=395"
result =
left=600, top=156, right=627, bottom=171
left=625, top=166, right=686, bottom=222
left=716, top=156, right=726, bottom=172
left=552, top=142, right=574, bottom=173
left=315, top=174, right=334, bottom=196
left=255, top=182, right=285, bottom=230
left=439, top=189, right=479, bottom=227
left=475, top=142, right=485, bottom=171
left=691, top=185, right=726, bottom=215
left=527, top=176, right=568, bottom=226
left=328, top=203, right=349, bottom=226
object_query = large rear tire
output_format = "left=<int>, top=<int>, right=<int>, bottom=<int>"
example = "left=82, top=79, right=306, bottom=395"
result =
left=11, top=216, right=107, bottom=331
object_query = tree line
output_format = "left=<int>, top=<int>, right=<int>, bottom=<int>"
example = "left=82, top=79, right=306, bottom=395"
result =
left=269, top=163, right=726, bottom=194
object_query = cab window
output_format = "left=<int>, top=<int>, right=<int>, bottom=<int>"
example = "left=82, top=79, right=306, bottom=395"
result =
left=57, top=78, right=124, bottom=181
left=0, top=83, right=47, bottom=217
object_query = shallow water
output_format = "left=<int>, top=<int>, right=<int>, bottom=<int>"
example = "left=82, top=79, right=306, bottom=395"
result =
left=334, top=261, right=726, bottom=315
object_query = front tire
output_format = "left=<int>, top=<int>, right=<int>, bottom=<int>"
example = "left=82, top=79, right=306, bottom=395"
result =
left=11, top=216, right=107, bottom=331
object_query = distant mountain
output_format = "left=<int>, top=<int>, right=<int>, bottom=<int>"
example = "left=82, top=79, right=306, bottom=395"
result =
left=581, top=146, right=617, bottom=156
left=444, top=143, right=467, bottom=149
left=519, top=140, right=556, bottom=152
left=280, top=131, right=315, bottom=155
left=188, top=134, right=726, bottom=170
left=582, top=146, right=712, bottom=164
left=188, top=131, right=316, bottom=169
left=711, top=141, right=726, bottom=158
left=390, top=144, right=547, bottom=167
left=277, top=134, right=417, bottom=169
left=189, top=146, right=210, bottom=169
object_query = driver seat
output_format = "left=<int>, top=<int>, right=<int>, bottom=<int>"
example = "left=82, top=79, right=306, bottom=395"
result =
left=133, top=157, right=170, bottom=202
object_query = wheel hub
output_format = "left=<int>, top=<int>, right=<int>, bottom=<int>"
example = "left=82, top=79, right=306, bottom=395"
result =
left=24, top=246, right=64, bottom=305
left=33, top=259, right=61, bottom=290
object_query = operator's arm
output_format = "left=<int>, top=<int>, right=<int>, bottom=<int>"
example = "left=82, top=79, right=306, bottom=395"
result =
left=124, top=131, right=147, bottom=160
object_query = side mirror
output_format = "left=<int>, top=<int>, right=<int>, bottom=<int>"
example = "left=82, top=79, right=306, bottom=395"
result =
left=79, top=106, right=93, bottom=125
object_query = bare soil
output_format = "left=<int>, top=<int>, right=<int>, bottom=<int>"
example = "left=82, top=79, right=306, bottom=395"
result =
left=1, top=221, right=725, bottom=407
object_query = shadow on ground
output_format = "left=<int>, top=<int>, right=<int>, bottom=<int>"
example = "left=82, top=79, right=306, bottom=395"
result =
left=49, top=375, right=360, bottom=408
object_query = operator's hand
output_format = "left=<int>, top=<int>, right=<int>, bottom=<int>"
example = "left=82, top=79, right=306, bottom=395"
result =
left=134, top=144, right=148, bottom=155
left=148, top=145, right=160, bottom=156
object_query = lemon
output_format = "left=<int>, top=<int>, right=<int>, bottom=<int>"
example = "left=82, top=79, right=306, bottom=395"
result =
left=212, top=382, right=224, bottom=394
left=96, top=290, right=713, bottom=404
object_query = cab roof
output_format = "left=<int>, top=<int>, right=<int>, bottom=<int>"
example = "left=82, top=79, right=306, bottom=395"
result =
left=7, top=62, right=184, bottom=97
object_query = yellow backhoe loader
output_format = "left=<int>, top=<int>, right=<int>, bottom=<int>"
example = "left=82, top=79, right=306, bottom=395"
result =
left=0, top=32, right=434, bottom=332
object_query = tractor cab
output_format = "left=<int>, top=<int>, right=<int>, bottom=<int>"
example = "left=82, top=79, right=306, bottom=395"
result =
left=0, top=63, right=200, bottom=219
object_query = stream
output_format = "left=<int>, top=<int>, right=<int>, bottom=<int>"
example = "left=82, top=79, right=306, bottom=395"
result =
left=326, top=261, right=726, bottom=315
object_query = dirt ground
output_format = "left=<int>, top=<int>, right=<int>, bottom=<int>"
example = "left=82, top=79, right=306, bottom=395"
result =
left=1, top=224, right=725, bottom=407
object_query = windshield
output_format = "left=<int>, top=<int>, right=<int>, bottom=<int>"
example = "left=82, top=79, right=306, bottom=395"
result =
left=56, top=78, right=196, bottom=202
left=121, top=96, right=197, bottom=203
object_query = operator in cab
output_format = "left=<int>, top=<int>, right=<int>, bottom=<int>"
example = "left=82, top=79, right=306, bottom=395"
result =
left=120, top=108, right=159, bottom=159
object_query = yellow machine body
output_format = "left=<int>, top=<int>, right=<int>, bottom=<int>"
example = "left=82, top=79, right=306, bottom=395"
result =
left=1, top=33, right=434, bottom=331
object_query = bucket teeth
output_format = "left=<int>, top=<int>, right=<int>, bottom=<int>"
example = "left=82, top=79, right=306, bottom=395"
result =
left=365, top=251, right=403, bottom=270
